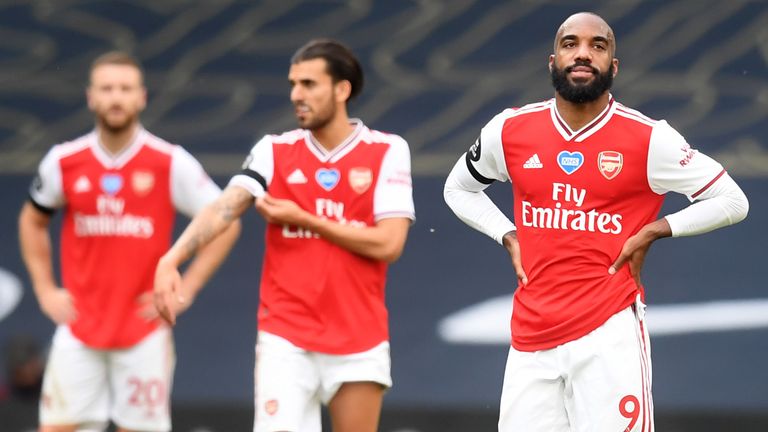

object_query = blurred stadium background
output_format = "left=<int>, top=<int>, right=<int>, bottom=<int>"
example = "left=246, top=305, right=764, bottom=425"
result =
left=1, top=1, right=767, bottom=431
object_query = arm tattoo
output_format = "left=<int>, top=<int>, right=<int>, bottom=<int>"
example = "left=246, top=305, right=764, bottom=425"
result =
left=180, top=186, right=253, bottom=259
left=214, top=186, right=254, bottom=222
left=182, top=226, right=216, bottom=259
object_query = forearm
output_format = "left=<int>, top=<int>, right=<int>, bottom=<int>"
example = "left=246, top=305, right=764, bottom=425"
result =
left=180, top=219, right=241, bottom=299
left=444, top=163, right=515, bottom=244
left=162, top=205, right=235, bottom=268
left=162, top=185, right=252, bottom=267
left=665, top=174, right=749, bottom=237
left=18, top=203, right=57, bottom=299
left=638, top=218, right=672, bottom=242
left=304, top=216, right=410, bottom=263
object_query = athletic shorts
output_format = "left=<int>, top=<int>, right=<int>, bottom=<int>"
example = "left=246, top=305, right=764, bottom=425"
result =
left=498, top=295, right=653, bottom=432
left=253, top=331, right=391, bottom=432
left=40, top=325, right=175, bottom=432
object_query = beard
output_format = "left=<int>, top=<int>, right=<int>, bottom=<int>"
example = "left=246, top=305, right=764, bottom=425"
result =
left=96, top=107, right=137, bottom=134
left=297, top=102, right=336, bottom=131
left=550, top=61, right=614, bottom=103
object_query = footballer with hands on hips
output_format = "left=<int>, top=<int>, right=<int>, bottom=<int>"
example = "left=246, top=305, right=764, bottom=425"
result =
left=19, top=51, right=240, bottom=432
left=444, top=12, right=748, bottom=432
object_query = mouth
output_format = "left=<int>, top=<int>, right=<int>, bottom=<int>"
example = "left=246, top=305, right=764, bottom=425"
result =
left=566, top=64, right=597, bottom=80
left=295, top=104, right=310, bottom=114
left=107, top=107, right=126, bottom=116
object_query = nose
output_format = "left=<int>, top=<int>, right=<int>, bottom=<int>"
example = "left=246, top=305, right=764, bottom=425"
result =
left=574, top=42, right=592, bottom=62
left=290, top=85, right=303, bottom=103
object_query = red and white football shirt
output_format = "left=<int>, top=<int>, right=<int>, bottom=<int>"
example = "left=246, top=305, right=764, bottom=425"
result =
left=466, top=97, right=725, bottom=351
left=30, top=128, right=220, bottom=349
left=230, top=119, right=415, bottom=354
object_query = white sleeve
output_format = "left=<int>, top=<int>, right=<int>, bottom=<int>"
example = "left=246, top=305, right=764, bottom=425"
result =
left=171, top=146, right=222, bottom=218
left=228, top=135, right=274, bottom=198
left=373, top=135, right=415, bottom=221
left=443, top=111, right=516, bottom=245
left=647, top=121, right=749, bottom=236
left=29, top=146, right=65, bottom=212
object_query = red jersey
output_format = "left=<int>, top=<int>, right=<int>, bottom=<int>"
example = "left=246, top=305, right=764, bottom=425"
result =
left=464, top=97, right=725, bottom=351
left=230, top=120, right=415, bottom=354
left=30, top=128, right=220, bottom=349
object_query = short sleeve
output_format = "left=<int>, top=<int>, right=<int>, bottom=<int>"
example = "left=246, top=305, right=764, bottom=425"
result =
left=171, top=146, right=222, bottom=218
left=29, top=147, right=65, bottom=212
left=228, top=135, right=274, bottom=198
left=647, top=121, right=725, bottom=201
left=464, top=109, right=513, bottom=185
left=373, top=135, right=415, bottom=221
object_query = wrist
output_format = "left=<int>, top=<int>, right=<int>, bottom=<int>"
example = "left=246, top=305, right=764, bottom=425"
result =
left=502, top=230, right=517, bottom=248
left=303, top=212, right=323, bottom=232
left=158, top=253, right=182, bottom=270
left=34, top=281, right=58, bottom=296
left=642, top=219, right=672, bottom=242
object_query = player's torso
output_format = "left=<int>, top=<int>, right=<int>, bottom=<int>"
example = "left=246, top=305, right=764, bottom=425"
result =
left=259, top=131, right=392, bottom=354
left=269, top=137, right=385, bottom=240
left=57, top=135, right=176, bottom=348
left=504, top=105, right=662, bottom=245
left=61, top=147, right=175, bottom=242
left=500, top=101, right=665, bottom=350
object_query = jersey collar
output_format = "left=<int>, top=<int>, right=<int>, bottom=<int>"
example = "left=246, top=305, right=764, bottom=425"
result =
left=550, top=95, right=616, bottom=142
left=90, top=126, right=147, bottom=169
left=304, top=119, right=365, bottom=163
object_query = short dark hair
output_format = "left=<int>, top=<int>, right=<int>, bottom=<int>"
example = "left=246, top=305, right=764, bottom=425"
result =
left=291, top=39, right=364, bottom=102
left=89, top=51, right=144, bottom=84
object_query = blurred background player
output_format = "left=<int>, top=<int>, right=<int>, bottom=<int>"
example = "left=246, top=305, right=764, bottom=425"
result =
left=18, top=51, right=240, bottom=432
left=444, top=12, right=749, bottom=432
left=154, top=38, right=414, bottom=432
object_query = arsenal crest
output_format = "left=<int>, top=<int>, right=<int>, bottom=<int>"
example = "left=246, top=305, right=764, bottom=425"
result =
left=132, top=170, right=155, bottom=196
left=598, top=151, right=623, bottom=180
left=348, top=167, right=373, bottom=194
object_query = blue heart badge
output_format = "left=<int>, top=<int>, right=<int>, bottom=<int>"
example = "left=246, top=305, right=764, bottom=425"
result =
left=557, top=151, right=584, bottom=175
left=315, top=168, right=340, bottom=191
left=100, top=173, right=123, bottom=195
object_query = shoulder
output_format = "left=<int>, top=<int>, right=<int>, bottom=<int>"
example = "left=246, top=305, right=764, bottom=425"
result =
left=512, top=99, right=553, bottom=116
left=487, top=99, right=553, bottom=128
left=361, top=126, right=409, bottom=150
left=49, top=132, right=95, bottom=161
left=269, top=129, right=306, bottom=145
left=612, top=102, right=659, bottom=128
left=141, top=130, right=178, bottom=156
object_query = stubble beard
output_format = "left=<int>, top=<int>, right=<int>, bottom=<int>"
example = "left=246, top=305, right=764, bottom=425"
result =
left=96, top=108, right=137, bottom=135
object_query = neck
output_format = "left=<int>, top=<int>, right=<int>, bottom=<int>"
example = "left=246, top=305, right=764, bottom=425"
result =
left=97, top=122, right=140, bottom=155
left=554, top=92, right=611, bottom=131
left=310, top=115, right=356, bottom=151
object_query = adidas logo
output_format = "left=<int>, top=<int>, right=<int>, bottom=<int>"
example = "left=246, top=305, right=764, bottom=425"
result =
left=286, top=169, right=308, bottom=184
left=73, top=175, right=92, bottom=193
left=523, top=154, right=543, bottom=169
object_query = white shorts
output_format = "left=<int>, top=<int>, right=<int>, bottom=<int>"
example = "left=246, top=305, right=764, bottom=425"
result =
left=40, top=325, right=175, bottom=432
left=253, top=331, right=391, bottom=432
left=498, top=296, right=653, bottom=432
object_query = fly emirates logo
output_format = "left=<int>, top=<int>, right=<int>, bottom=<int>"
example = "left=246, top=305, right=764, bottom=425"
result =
left=74, top=195, right=154, bottom=238
left=521, top=183, right=623, bottom=234
left=282, top=198, right=367, bottom=239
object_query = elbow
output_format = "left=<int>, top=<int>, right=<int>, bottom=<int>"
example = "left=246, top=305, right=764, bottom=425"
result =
left=443, top=183, right=460, bottom=213
left=732, top=191, right=749, bottom=224
left=379, top=243, right=405, bottom=263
